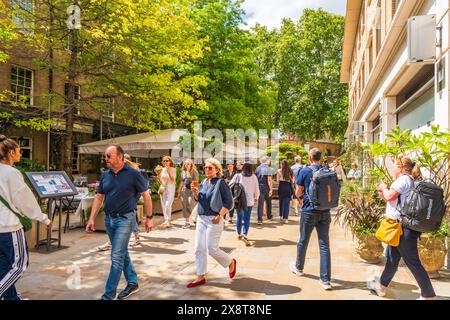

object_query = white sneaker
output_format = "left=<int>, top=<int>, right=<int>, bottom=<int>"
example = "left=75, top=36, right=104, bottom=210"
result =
left=181, top=222, right=191, bottom=229
left=417, top=296, right=434, bottom=300
left=242, top=235, right=252, bottom=246
left=284, top=219, right=289, bottom=224
left=319, top=279, right=332, bottom=290
left=96, top=242, right=112, bottom=252
left=289, top=262, right=304, bottom=276
left=367, top=276, right=386, bottom=297
left=129, top=237, right=141, bottom=247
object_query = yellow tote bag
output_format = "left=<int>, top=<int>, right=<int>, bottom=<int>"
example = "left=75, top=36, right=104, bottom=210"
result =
left=375, top=218, right=403, bottom=247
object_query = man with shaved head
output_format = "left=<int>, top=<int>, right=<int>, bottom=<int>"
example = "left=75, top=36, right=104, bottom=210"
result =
left=86, top=144, right=153, bottom=300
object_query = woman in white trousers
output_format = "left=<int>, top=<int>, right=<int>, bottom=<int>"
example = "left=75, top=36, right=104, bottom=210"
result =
left=187, top=158, right=237, bottom=288
left=160, top=156, right=177, bottom=227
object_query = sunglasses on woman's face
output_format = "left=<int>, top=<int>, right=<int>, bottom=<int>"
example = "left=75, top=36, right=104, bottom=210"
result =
left=163, top=160, right=170, bottom=163
left=204, top=166, right=214, bottom=170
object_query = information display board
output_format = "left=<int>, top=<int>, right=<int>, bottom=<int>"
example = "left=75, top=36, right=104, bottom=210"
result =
left=25, top=171, right=78, bottom=199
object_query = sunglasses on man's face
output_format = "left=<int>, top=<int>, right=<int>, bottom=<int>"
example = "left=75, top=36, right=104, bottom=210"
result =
left=104, top=154, right=112, bottom=159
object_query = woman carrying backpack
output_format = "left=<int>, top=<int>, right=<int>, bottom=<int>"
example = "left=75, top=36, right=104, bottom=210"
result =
left=368, top=156, right=436, bottom=300
left=229, top=163, right=259, bottom=245
left=277, top=160, right=294, bottom=223
left=187, top=158, right=237, bottom=288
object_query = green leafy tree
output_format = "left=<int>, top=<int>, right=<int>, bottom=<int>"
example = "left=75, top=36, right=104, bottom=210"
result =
left=266, top=143, right=306, bottom=165
left=0, top=1, right=15, bottom=63
left=273, top=9, right=347, bottom=142
left=1, top=0, right=207, bottom=176
left=189, top=0, right=276, bottom=131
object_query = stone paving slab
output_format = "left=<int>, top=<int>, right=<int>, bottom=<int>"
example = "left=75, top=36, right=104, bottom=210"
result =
left=16, top=206, right=450, bottom=300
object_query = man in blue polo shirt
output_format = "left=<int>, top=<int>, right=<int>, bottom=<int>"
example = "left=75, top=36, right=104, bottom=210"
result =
left=86, top=144, right=153, bottom=300
left=289, top=148, right=332, bottom=291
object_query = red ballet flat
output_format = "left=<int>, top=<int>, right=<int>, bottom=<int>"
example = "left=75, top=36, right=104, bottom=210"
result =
left=187, top=278, right=206, bottom=288
left=229, top=259, right=237, bottom=279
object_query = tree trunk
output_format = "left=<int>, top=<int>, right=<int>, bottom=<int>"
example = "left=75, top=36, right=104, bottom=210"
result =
left=315, top=114, right=321, bottom=140
left=62, top=30, right=80, bottom=179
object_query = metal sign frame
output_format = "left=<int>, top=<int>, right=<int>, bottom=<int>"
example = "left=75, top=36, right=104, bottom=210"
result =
left=25, top=171, right=78, bottom=199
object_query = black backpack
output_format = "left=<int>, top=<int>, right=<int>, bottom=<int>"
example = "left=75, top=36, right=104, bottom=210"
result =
left=306, top=165, right=340, bottom=211
left=229, top=174, right=247, bottom=213
left=400, top=179, right=446, bottom=233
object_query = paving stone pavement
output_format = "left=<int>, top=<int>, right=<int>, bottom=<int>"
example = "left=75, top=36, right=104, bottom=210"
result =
left=16, top=205, right=450, bottom=300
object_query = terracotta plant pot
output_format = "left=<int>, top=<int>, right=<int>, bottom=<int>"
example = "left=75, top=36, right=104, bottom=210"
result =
left=418, top=235, right=447, bottom=279
left=355, top=232, right=384, bottom=264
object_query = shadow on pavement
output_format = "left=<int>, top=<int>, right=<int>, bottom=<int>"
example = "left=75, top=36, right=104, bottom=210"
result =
left=129, top=245, right=186, bottom=255
left=301, top=273, right=369, bottom=291
left=251, top=238, right=297, bottom=248
left=206, top=277, right=301, bottom=295
left=300, top=273, right=450, bottom=300
left=140, top=236, right=189, bottom=245
left=433, top=269, right=450, bottom=283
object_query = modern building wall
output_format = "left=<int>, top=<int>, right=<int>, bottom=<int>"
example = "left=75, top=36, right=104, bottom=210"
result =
left=341, top=0, right=450, bottom=269
left=341, top=0, right=448, bottom=143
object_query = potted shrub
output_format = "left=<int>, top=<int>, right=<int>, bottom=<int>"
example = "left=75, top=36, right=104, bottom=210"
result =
left=418, top=218, right=450, bottom=278
left=335, top=191, right=385, bottom=263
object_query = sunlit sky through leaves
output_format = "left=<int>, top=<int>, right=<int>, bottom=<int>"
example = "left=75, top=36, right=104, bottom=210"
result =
left=241, top=0, right=346, bottom=30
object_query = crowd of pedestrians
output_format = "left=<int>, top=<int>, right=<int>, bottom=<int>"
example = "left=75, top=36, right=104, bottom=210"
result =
left=0, top=137, right=437, bottom=300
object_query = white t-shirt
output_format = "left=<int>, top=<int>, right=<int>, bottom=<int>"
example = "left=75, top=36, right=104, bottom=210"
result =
left=160, top=167, right=176, bottom=186
left=384, top=175, right=414, bottom=220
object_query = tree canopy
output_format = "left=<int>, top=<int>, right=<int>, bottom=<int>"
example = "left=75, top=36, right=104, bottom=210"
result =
left=0, top=2, right=349, bottom=174
left=263, top=9, right=348, bottom=143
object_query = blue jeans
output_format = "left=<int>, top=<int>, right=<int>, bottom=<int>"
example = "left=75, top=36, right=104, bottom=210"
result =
left=236, top=206, right=253, bottom=236
left=296, top=211, right=331, bottom=282
left=0, top=229, right=28, bottom=300
left=257, top=186, right=272, bottom=222
left=380, top=225, right=436, bottom=298
left=132, top=211, right=139, bottom=233
left=102, top=211, right=138, bottom=300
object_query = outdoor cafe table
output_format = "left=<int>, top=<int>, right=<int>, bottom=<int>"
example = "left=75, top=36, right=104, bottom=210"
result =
left=74, top=194, right=95, bottom=226
left=48, top=190, right=94, bottom=229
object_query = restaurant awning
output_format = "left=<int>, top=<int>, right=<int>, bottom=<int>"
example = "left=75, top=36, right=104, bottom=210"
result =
left=79, top=129, right=264, bottom=161
left=78, top=129, right=191, bottom=158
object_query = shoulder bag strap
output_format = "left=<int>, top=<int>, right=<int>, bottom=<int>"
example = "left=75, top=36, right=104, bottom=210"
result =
left=0, top=193, right=23, bottom=219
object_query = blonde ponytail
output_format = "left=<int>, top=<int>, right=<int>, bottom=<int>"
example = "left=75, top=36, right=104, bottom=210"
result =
left=396, top=156, right=421, bottom=179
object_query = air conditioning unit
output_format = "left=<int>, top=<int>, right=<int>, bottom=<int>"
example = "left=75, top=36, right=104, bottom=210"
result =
left=407, top=15, right=436, bottom=64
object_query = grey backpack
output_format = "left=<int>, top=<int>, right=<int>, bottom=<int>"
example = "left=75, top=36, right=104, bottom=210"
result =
left=306, top=165, right=340, bottom=211
left=400, top=179, right=446, bottom=233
